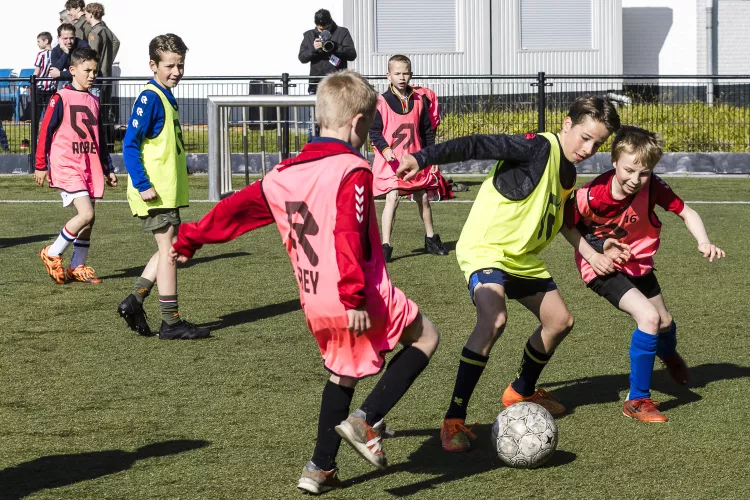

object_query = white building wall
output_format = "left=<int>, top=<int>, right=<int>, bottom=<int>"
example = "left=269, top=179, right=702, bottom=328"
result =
left=716, top=0, right=750, bottom=74
left=622, top=0, right=698, bottom=74
left=4, top=0, right=344, bottom=77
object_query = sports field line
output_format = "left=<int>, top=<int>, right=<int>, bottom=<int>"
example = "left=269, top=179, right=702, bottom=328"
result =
left=1, top=199, right=749, bottom=205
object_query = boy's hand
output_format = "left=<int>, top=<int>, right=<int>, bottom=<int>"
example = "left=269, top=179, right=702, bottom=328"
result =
left=603, top=239, right=631, bottom=265
left=313, top=39, right=323, bottom=51
left=346, top=309, right=371, bottom=336
left=48, top=67, right=61, bottom=78
left=140, top=187, right=158, bottom=201
left=588, top=253, right=616, bottom=276
left=34, top=169, right=48, bottom=187
left=168, top=246, right=189, bottom=265
left=396, top=154, right=420, bottom=181
left=106, top=172, right=118, bottom=187
left=698, top=242, right=725, bottom=262
left=383, top=149, right=396, bottom=163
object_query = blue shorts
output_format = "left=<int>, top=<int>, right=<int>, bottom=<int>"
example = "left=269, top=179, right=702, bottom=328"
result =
left=468, top=268, right=558, bottom=303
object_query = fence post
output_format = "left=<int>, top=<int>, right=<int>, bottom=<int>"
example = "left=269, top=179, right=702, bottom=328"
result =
left=281, top=72, right=290, bottom=159
left=536, top=71, right=546, bottom=133
left=29, top=75, right=38, bottom=173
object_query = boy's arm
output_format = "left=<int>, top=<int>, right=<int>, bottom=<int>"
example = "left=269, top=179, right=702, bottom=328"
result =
left=368, top=110, right=390, bottom=154
left=334, top=28, right=357, bottom=62
left=35, top=94, right=64, bottom=171
left=418, top=95, right=435, bottom=147
left=111, top=29, right=121, bottom=59
left=334, top=168, right=372, bottom=310
left=677, top=204, right=725, bottom=262
left=560, top=224, right=626, bottom=276
left=173, top=181, right=275, bottom=259
left=88, top=29, right=101, bottom=56
left=122, top=90, right=162, bottom=192
left=411, top=133, right=536, bottom=170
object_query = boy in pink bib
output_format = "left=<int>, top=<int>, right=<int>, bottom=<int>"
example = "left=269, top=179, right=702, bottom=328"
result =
left=369, top=55, right=447, bottom=262
left=35, top=47, right=116, bottom=284
left=566, top=126, right=725, bottom=423
left=170, top=70, right=440, bottom=495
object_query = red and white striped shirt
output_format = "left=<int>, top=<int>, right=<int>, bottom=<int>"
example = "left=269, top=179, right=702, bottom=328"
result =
left=34, top=50, right=54, bottom=91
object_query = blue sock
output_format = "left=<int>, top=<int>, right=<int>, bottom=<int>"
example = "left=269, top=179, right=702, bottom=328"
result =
left=656, top=321, right=677, bottom=359
left=628, top=328, right=659, bottom=400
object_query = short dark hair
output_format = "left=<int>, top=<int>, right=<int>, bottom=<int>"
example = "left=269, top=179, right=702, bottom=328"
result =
left=149, top=34, right=189, bottom=64
left=70, top=47, right=98, bottom=66
left=314, top=9, right=332, bottom=26
left=58, top=23, right=76, bottom=37
left=38, top=32, right=53, bottom=44
left=65, top=0, right=85, bottom=10
left=567, top=95, right=620, bottom=134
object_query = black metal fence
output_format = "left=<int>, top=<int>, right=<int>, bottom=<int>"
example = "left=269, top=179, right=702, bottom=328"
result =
left=0, top=73, right=748, bottom=165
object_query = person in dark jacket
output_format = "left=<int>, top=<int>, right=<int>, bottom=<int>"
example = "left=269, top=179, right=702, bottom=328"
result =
left=48, top=23, right=89, bottom=80
left=298, top=9, right=357, bottom=94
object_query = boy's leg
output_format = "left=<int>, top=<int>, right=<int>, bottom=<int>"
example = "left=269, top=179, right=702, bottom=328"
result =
left=381, top=189, right=400, bottom=253
left=298, top=375, right=357, bottom=494
left=617, top=289, right=667, bottom=422
left=648, top=293, right=689, bottom=385
left=338, top=313, right=439, bottom=468
left=441, top=282, right=507, bottom=452
left=153, top=224, right=209, bottom=340
left=41, top=196, right=95, bottom=284
left=118, top=251, right=158, bottom=337
left=67, top=199, right=100, bottom=283
left=502, top=288, right=572, bottom=415
left=417, top=190, right=448, bottom=256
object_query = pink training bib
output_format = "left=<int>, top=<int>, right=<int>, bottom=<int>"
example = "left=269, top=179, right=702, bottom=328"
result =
left=48, top=88, right=104, bottom=198
left=262, top=152, right=418, bottom=378
left=575, top=177, right=662, bottom=283
left=371, top=94, right=437, bottom=196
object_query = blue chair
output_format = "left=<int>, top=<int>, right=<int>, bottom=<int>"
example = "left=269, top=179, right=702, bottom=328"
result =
left=0, top=69, right=16, bottom=121
left=15, top=68, right=35, bottom=122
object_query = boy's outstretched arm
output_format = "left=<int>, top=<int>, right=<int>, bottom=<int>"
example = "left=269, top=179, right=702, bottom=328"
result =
left=678, top=204, right=726, bottom=262
left=397, top=133, right=537, bottom=180
left=171, top=181, right=275, bottom=262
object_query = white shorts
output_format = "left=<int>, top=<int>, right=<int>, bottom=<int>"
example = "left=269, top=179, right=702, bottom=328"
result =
left=59, top=190, right=91, bottom=207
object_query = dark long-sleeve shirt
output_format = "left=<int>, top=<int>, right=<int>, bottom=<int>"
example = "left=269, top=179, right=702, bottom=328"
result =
left=298, top=22, right=357, bottom=92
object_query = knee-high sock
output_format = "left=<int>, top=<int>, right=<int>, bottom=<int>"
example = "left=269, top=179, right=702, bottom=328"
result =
left=629, top=328, right=659, bottom=400
left=444, top=347, right=489, bottom=420
left=311, top=381, right=354, bottom=471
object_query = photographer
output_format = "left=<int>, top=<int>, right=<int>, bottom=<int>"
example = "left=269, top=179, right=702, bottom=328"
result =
left=298, top=9, right=357, bottom=94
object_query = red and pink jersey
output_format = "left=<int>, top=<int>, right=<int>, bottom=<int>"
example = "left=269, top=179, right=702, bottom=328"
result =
left=570, top=170, right=685, bottom=282
left=413, top=86, right=440, bottom=131
left=371, top=93, right=438, bottom=196
left=35, top=88, right=106, bottom=198
left=174, top=139, right=418, bottom=378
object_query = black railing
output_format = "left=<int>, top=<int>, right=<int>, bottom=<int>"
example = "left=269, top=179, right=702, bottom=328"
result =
left=0, top=72, right=748, bottom=170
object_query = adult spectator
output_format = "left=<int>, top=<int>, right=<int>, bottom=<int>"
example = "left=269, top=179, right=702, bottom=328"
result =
left=85, top=3, right=119, bottom=77
left=298, top=8, right=356, bottom=94
left=65, top=0, right=92, bottom=40
left=48, top=23, right=89, bottom=81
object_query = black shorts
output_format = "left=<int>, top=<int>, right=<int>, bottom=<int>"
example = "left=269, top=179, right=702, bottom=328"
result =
left=587, top=271, right=662, bottom=308
left=468, top=268, right=558, bottom=302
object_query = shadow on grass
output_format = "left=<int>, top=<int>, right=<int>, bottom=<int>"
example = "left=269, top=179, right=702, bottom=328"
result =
left=198, top=298, right=301, bottom=331
left=0, top=439, right=209, bottom=500
left=388, top=240, right=457, bottom=263
left=542, top=363, right=750, bottom=415
left=0, top=234, right=55, bottom=249
left=98, top=252, right=251, bottom=280
left=341, top=425, right=575, bottom=496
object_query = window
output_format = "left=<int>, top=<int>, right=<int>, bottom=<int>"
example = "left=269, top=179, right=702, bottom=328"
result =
left=376, top=0, right=458, bottom=53
left=521, top=0, right=592, bottom=50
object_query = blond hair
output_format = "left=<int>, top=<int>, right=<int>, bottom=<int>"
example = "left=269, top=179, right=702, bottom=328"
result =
left=316, top=70, right=378, bottom=129
left=387, top=54, right=412, bottom=73
left=84, top=2, right=104, bottom=19
left=611, top=126, right=664, bottom=169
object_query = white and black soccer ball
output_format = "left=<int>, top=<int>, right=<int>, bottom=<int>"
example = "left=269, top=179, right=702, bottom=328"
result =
left=491, top=402, right=558, bottom=469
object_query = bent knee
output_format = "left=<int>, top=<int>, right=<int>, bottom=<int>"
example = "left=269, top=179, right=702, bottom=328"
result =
left=477, top=310, right=507, bottom=338
left=545, top=312, right=574, bottom=337
left=635, top=310, right=661, bottom=333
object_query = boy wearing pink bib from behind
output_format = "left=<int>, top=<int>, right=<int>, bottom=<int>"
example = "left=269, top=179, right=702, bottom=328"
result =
left=35, top=47, right=116, bottom=285
left=370, top=55, right=448, bottom=262
left=170, top=70, right=440, bottom=495
left=566, top=126, right=725, bottom=423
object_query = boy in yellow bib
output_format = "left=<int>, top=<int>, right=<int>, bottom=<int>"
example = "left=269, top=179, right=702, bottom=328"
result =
left=118, top=34, right=208, bottom=340
left=399, top=96, right=627, bottom=452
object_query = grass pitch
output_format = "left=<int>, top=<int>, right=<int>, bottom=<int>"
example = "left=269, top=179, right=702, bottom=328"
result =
left=0, top=175, right=749, bottom=499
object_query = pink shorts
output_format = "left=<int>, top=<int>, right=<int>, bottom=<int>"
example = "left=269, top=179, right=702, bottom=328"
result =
left=307, top=287, right=419, bottom=379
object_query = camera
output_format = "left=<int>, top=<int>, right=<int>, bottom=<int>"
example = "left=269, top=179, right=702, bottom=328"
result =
left=318, top=30, right=335, bottom=53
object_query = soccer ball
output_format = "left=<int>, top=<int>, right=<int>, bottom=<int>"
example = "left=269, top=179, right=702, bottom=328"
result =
left=491, top=402, right=558, bottom=468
